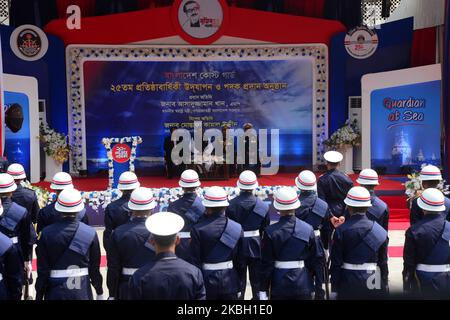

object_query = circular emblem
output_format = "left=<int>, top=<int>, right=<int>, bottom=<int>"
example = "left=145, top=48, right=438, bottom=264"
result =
left=344, top=26, right=379, bottom=60
left=112, top=144, right=132, bottom=163
left=10, top=25, right=48, bottom=61
left=172, top=0, right=228, bottom=44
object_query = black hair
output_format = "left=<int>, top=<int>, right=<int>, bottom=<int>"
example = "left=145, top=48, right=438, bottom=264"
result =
left=183, top=0, right=199, bottom=13
left=348, top=206, right=368, bottom=214
left=153, top=234, right=177, bottom=247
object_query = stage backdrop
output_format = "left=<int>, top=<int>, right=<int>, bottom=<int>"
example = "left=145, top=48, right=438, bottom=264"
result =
left=3, top=74, right=40, bottom=182
left=361, top=64, right=442, bottom=174
left=67, top=45, right=329, bottom=175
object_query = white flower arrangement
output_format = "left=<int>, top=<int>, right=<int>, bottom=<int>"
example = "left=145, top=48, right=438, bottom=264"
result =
left=323, top=119, right=360, bottom=150
left=21, top=181, right=51, bottom=209
left=404, top=163, right=450, bottom=203
left=102, top=136, right=143, bottom=188
left=39, top=123, right=71, bottom=164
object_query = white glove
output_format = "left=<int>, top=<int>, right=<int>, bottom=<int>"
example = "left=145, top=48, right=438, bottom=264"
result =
left=24, top=262, right=32, bottom=278
left=96, top=294, right=105, bottom=300
left=259, top=291, right=269, bottom=300
left=329, top=292, right=338, bottom=300
left=324, top=249, right=330, bottom=260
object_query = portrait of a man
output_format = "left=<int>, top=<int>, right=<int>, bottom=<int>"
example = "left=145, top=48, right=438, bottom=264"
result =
left=183, top=0, right=201, bottom=27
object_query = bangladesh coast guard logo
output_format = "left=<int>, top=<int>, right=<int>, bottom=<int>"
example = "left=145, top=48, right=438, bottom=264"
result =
left=172, top=0, right=228, bottom=44
left=10, top=25, right=49, bottom=61
left=344, top=26, right=378, bottom=60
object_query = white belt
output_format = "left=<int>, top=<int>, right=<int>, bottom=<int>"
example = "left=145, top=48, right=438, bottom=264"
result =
left=244, top=230, right=260, bottom=238
left=342, top=262, right=377, bottom=271
left=178, top=232, right=191, bottom=239
left=314, top=230, right=321, bottom=237
left=10, top=237, right=18, bottom=244
left=50, top=268, right=89, bottom=278
left=417, top=264, right=450, bottom=273
left=122, top=268, right=138, bottom=276
left=202, top=260, right=233, bottom=271
left=275, top=260, right=305, bottom=269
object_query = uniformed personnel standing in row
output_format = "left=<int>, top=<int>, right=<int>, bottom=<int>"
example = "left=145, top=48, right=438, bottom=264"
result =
left=403, top=188, right=450, bottom=297
left=330, top=186, right=389, bottom=299
left=0, top=174, right=34, bottom=283
left=260, top=187, right=319, bottom=300
left=410, top=165, right=450, bottom=225
left=226, top=170, right=270, bottom=300
left=356, top=169, right=389, bottom=231
left=8, top=163, right=40, bottom=225
left=317, top=151, right=353, bottom=224
left=294, top=170, right=330, bottom=300
left=103, top=171, right=140, bottom=255
left=167, top=169, right=205, bottom=262
left=128, top=212, right=206, bottom=300
left=189, top=186, right=244, bottom=300
left=35, top=189, right=104, bottom=300
left=107, top=187, right=157, bottom=300
left=37, top=172, right=89, bottom=235
left=0, top=198, right=24, bottom=301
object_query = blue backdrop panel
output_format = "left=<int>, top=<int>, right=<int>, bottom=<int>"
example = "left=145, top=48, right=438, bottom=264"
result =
left=4, top=91, right=31, bottom=176
left=329, top=18, right=414, bottom=134
left=0, top=26, right=68, bottom=170
left=370, top=80, right=441, bottom=174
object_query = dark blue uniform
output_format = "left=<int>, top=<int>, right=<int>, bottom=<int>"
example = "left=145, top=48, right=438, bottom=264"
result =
left=37, top=201, right=89, bottom=234
left=226, top=192, right=270, bottom=299
left=107, top=217, right=156, bottom=300
left=103, top=193, right=131, bottom=253
left=366, top=195, right=389, bottom=231
left=330, top=214, right=388, bottom=299
left=0, top=197, right=34, bottom=263
left=0, top=232, right=23, bottom=300
left=35, top=218, right=103, bottom=300
left=410, top=195, right=450, bottom=225
left=167, top=192, right=205, bottom=262
left=295, top=191, right=331, bottom=299
left=128, top=252, right=206, bottom=300
left=260, top=215, right=318, bottom=300
left=12, top=184, right=40, bottom=224
left=403, top=214, right=450, bottom=296
left=317, top=169, right=353, bottom=218
left=189, top=212, right=244, bottom=300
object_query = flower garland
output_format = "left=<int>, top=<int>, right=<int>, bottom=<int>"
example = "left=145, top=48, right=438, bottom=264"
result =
left=39, top=123, right=71, bottom=164
left=323, top=119, right=361, bottom=150
left=404, top=163, right=450, bottom=206
left=102, top=136, right=143, bottom=188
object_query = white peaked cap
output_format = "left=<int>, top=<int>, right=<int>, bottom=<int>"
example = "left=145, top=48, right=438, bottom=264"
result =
left=145, top=212, right=185, bottom=236
left=324, top=151, right=343, bottom=163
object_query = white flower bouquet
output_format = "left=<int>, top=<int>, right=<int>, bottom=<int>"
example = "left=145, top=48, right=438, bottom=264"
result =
left=39, top=123, right=71, bottom=164
left=323, top=119, right=361, bottom=150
